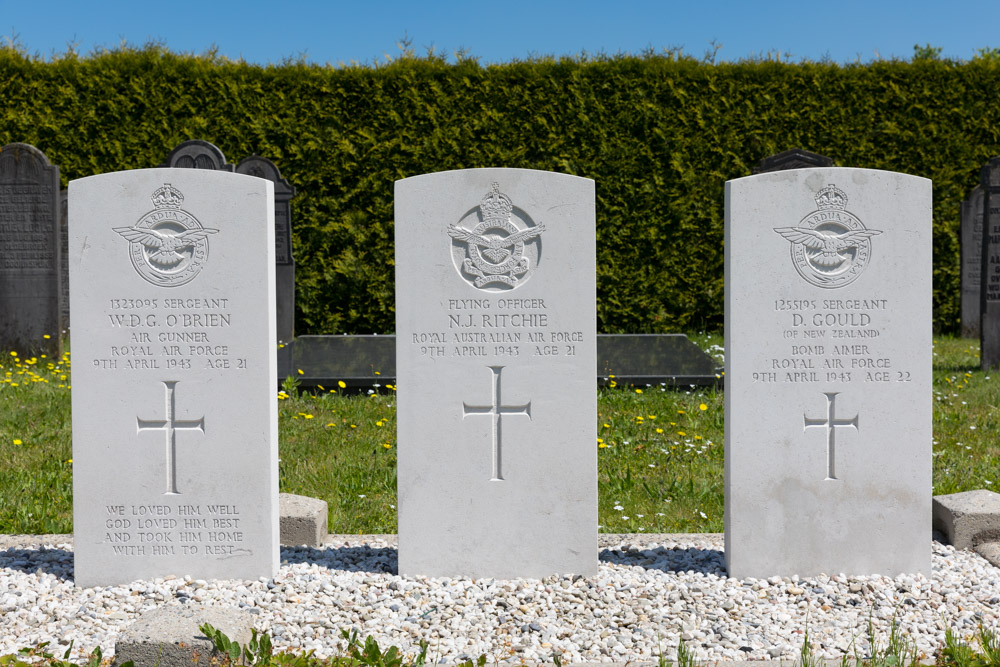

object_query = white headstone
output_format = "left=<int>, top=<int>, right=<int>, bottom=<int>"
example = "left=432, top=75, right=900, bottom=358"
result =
left=69, top=169, right=278, bottom=587
left=724, top=168, right=931, bottom=579
left=395, top=168, right=597, bottom=578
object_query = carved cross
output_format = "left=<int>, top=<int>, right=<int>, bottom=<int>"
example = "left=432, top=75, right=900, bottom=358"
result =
left=463, top=366, right=531, bottom=481
left=136, top=381, right=205, bottom=494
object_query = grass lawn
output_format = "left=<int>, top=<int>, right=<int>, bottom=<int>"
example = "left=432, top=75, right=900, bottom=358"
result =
left=0, top=334, right=994, bottom=535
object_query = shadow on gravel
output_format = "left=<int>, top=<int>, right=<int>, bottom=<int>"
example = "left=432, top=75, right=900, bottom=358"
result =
left=279, top=545, right=728, bottom=578
left=281, top=545, right=398, bottom=574
left=599, top=545, right=727, bottom=577
left=0, top=546, right=74, bottom=581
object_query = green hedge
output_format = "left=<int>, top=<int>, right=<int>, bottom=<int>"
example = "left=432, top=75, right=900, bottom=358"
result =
left=2, top=46, right=998, bottom=335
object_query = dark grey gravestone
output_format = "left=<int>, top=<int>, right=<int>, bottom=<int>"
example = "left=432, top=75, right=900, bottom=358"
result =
left=282, top=334, right=719, bottom=389
left=962, top=185, right=984, bottom=338
left=0, top=143, right=62, bottom=356
left=157, top=139, right=235, bottom=171
left=237, top=156, right=297, bottom=344
left=981, top=157, right=1000, bottom=370
left=60, top=189, right=69, bottom=332
left=753, top=148, right=835, bottom=174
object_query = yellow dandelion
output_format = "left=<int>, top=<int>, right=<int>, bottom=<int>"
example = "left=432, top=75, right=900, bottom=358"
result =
left=338, top=380, right=347, bottom=389
left=13, top=439, right=22, bottom=445
left=350, top=424, right=357, bottom=429
left=656, top=428, right=664, bottom=434
left=609, top=380, right=617, bottom=388
left=43, top=334, right=50, bottom=339
left=597, top=438, right=604, bottom=444
left=603, top=423, right=610, bottom=428
left=677, top=409, right=685, bottom=414
left=695, top=435, right=702, bottom=440
left=678, top=431, right=687, bottom=436
left=318, top=384, right=325, bottom=390
left=304, top=414, right=314, bottom=419
left=635, top=388, right=643, bottom=394
left=382, top=443, right=392, bottom=449
left=699, top=404, right=708, bottom=411
left=8, top=351, right=16, bottom=357
left=598, top=443, right=608, bottom=449
left=297, top=369, right=304, bottom=375
left=326, top=422, right=335, bottom=427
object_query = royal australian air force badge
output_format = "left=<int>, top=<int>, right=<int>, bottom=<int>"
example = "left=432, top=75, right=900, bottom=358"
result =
left=114, top=183, right=219, bottom=287
left=774, top=184, right=882, bottom=289
left=448, top=182, right=544, bottom=290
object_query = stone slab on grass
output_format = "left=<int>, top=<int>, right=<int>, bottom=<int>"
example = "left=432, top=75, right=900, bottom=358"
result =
left=933, top=489, right=1000, bottom=549
left=279, top=493, right=328, bottom=547
left=114, top=603, right=253, bottom=667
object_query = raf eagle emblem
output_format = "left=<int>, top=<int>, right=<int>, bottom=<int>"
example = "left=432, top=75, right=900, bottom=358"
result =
left=113, top=226, right=219, bottom=269
left=772, top=184, right=882, bottom=288
left=772, top=227, right=882, bottom=268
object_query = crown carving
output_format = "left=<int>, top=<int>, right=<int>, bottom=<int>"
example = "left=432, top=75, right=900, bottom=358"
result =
left=480, top=182, right=513, bottom=222
left=815, top=184, right=847, bottom=211
left=151, top=183, right=184, bottom=209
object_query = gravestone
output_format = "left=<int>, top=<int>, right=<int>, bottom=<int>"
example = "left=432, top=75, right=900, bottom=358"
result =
left=60, top=189, right=69, bottom=332
left=69, top=168, right=278, bottom=586
left=725, top=168, right=931, bottom=578
left=0, top=143, right=62, bottom=356
left=981, top=158, right=1000, bottom=370
left=753, top=148, right=835, bottom=174
left=236, top=156, right=296, bottom=344
left=961, top=185, right=984, bottom=338
left=395, top=168, right=597, bottom=578
left=157, top=139, right=234, bottom=172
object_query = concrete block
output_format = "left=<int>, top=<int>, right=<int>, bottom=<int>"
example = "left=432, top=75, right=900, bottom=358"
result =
left=280, top=493, right=328, bottom=547
left=933, top=489, right=1000, bottom=549
left=114, top=603, right=253, bottom=667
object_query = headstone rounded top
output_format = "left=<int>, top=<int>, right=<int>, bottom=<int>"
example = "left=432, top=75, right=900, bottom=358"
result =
left=0, top=143, right=57, bottom=183
left=159, top=140, right=234, bottom=172
left=753, top=148, right=835, bottom=174
left=236, top=156, right=295, bottom=195
left=397, top=167, right=594, bottom=187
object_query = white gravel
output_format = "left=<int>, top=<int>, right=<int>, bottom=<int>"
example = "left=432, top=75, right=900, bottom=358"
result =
left=0, top=535, right=998, bottom=664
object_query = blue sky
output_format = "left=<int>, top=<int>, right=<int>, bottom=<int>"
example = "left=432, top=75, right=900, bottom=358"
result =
left=2, top=0, right=999, bottom=66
